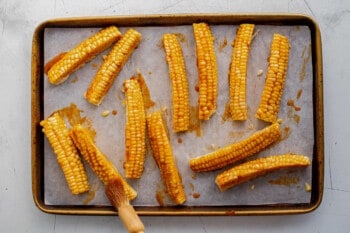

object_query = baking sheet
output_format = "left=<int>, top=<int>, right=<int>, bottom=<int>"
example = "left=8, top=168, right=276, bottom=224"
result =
left=42, top=24, right=314, bottom=207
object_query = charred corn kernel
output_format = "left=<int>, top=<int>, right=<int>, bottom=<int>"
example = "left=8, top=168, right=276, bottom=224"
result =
left=85, top=29, right=142, bottom=105
left=40, top=113, right=90, bottom=195
left=147, top=111, right=186, bottom=205
left=124, top=78, right=146, bottom=179
left=229, top=24, right=255, bottom=121
left=189, top=121, right=282, bottom=172
left=69, top=124, right=137, bottom=200
left=193, top=23, right=218, bottom=120
left=255, top=34, right=290, bottom=122
left=162, top=33, right=190, bottom=132
left=47, top=26, right=122, bottom=85
left=215, top=154, right=310, bottom=191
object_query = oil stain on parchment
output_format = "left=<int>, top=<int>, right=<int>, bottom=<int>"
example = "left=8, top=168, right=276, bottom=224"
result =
left=268, top=175, right=300, bottom=187
left=300, top=44, right=311, bottom=82
left=189, top=106, right=201, bottom=137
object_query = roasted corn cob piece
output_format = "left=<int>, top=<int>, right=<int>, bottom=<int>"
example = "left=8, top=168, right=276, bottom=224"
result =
left=162, top=33, right=190, bottom=132
left=47, top=26, right=122, bottom=85
left=189, top=121, right=282, bottom=172
left=147, top=111, right=186, bottom=205
left=40, top=113, right=90, bottom=195
left=255, top=33, right=290, bottom=122
left=124, top=78, right=146, bottom=179
left=229, top=24, right=255, bottom=121
left=85, top=29, right=142, bottom=105
left=69, top=124, right=137, bottom=200
left=193, top=23, right=218, bottom=120
left=216, top=154, right=310, bottom=191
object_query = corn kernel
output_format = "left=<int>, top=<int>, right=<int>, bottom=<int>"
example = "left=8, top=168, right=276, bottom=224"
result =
left=101, top=110, right=110, bottom=117
left=124, top=78, right=146, bottom=179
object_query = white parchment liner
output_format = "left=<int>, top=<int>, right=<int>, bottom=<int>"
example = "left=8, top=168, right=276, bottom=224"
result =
left=43, top=24, right=313, bottom=206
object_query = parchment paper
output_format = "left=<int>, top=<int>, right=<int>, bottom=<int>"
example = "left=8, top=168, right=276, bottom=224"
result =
left=43, top=24, right=313, bottom=207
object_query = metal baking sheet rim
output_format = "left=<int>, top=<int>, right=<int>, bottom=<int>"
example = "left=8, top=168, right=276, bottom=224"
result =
left=31, top=13, right=324, bottom=216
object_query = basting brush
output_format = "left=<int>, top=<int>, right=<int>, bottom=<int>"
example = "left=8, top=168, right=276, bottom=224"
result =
left=105, top=177, right=145, bottom=233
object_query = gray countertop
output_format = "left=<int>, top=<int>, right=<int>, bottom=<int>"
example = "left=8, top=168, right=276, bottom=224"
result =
left=1, top=0, right=349, bottom=232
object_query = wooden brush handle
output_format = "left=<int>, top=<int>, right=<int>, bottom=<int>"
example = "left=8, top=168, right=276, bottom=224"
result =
left=118, top=204, right=145, bottom=233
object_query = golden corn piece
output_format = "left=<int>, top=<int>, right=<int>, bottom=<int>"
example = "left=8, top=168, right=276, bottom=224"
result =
left=147, top=111, right=186, bottom=205
left=85, top=29, right=142, bottom=105
left=229, top=24, right=255, bottom=120
left=189, top=121, right=282, bottom=172
left=40, top=113, right=90, bottom=195
left=255, top=33, right=290, bottom=122
left=124, top=78, right=146, bottom=179
left=162, top=33, right=190, bottom=132
left=47, top=26, right=122, bottom=85
left=69, top=124, right=137, bottom=200
left=193, top=23, right=218, bottom=120
left=216, top=154, right=310, bottom=191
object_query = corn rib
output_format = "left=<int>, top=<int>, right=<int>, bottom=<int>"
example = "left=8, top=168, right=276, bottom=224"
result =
left=255, top=33, right=290, bottom=122
left=69, top=124, right=137, bottom=200
left=162, top=33, right=190, bottom=132
left=189, top=122, right=282, bottom=172
left=85, top=29, right=142, bottom=105
left=193, top=23, right=218, bottom=120
left=147, top=111, right=186, bottom=205
left=40, top=113, right=90, bottom=195
left=216, top=154, right=310, bottom=191
left=47, top=26, right=122, bottom=85
left=124, top=78, right=146, bottom=179
left=229, top=24, right=255, bottom=120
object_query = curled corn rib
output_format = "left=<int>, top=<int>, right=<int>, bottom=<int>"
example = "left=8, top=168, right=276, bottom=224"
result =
left=255, top=33, right=290, bottom=122
left=47, top=26, right=122, bottom=85
left=189, top=121, right=282, bottom=172
left=124, top=78, right=146, bottom=179
left=193, top=23, right=218, bottom=120
left=216, top=154, right=310, bottom=191
left=69, top=124, right=137, bottom=200
left=229, top=24, right=255, bottom=121
left=162, top=33, right=190, bottom=132
left=85, top=29, right=142, bottom=105
left=40, top=113, right=90, bottom=195
left=147, top=111, right=186, bottom=205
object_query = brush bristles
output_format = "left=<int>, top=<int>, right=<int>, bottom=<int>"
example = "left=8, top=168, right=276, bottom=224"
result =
left=105, top=177, right=129, bottom=209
